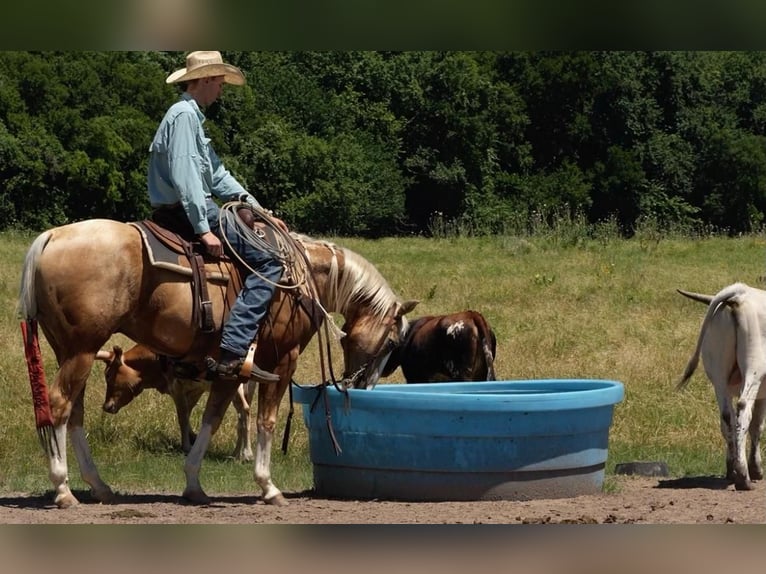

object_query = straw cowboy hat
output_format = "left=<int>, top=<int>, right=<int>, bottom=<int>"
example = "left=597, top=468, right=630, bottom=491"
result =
left=166, top=51, right=246, bottom=85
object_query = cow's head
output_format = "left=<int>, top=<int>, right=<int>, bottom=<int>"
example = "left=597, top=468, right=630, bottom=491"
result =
left=96, top=344, right=162, bottom=413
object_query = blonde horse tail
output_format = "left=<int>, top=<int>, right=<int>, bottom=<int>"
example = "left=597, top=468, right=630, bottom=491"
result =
left=18, top=231, right=52, bottom=321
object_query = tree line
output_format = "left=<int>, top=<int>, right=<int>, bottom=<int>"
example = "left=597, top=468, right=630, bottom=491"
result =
left=2, top=51, right=766, bottom=237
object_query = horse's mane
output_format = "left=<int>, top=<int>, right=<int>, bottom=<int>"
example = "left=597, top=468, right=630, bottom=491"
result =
left=292, top=232, right=398, bottom=319
left=334, top=248, right=398, bottom=318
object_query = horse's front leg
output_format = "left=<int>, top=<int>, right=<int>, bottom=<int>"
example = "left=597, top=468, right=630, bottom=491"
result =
left=254, top=354, right=296, bottom=507
left=183, top=379, right=239, bottom=504
left=69, top=387, right=116, bottom=503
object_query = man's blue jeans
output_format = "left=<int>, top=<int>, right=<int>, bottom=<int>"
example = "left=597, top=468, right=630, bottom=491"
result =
left=206, top=199, right=283, bottom=358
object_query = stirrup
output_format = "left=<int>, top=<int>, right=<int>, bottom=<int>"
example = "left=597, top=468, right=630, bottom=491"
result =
left=247, top=364, right=280, bottom=383
left=240, top=343, right=280, bottom=383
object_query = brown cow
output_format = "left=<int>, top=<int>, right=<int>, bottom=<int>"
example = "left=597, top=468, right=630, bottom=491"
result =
left=382, top=310, right=497, bottom=382
left=96, top=344, right=256, bottom=461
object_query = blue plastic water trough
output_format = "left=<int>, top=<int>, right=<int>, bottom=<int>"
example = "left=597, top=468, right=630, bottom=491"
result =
left=292, top=379, right=624, bottom=501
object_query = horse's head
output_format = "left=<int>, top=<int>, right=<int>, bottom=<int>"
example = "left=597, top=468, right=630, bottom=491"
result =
left=340, top=299, right=418, bottom=389
left=97, top=344, right=168, bottom=413
left=299, top=237, right=418, bottom=389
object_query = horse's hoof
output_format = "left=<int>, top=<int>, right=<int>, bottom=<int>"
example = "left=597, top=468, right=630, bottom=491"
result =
left=734, top=479, right=755, bottom=491
left=55, top=492, right=80, bottom=509
left=182, top=488, right=211, bottom=505
left=93, top=488, right=118, bottom=504
left=264, top=493, right=289, bottom=507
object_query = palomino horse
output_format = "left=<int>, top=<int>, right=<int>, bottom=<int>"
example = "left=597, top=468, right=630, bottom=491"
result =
left=18, top=219, right=417, bottom=508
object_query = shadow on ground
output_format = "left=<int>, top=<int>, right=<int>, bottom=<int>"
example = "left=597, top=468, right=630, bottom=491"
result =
left=0, top=489, right=316, bottom=510
left=655, top=475, right=731, bottom=490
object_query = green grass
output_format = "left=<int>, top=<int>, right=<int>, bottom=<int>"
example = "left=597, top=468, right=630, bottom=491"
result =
left=2, top=224, right=765, bottom=500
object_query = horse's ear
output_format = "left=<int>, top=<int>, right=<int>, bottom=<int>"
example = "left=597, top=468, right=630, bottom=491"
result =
left=397, top=300, right=419, bottom=317
left=112, top=345, right=124, bottom=365
left=95, top=350, right=114, bottom=364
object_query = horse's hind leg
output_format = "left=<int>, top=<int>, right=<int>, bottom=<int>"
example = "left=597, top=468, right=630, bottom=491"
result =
left=47, top=353, right=114, bottom=507
left=69, top=388, right=116, bottom=503
left=182, top=379, right=240, bottom=504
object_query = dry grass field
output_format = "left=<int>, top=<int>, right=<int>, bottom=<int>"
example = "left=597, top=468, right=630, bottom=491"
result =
left=1, top=224, right=765, bottom=518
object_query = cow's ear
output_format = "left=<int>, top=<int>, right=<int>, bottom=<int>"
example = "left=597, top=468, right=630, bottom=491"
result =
left=397, top=300, right=419, bottom=317
left=112, top=345, right=124, bottom=365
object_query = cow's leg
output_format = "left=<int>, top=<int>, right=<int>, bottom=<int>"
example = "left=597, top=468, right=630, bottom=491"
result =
left=233, top=381, right=255, bottom=462
left=174, top=384, right=193, bottom=453
left=254, top=352, right=295, bottom=507
left=700, top=307, right=739, bottom=483
left=747, top=397, right=765, bottom=480
left=713, top=383, right=736, bottom=482
left=731, top=371, right=762, bottom=490
left=182, top=380, right=239, bottom=504
left=733, top=399, right=756, bottom=490
left=69, top=387, right=116, bottom=503
left=170, top=381, right=205, bottom=454
left=243, top=380, right=257, bottom=460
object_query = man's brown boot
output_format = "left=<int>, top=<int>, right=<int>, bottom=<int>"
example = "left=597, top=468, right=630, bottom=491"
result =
left=216, top=350, right=279, bottom=383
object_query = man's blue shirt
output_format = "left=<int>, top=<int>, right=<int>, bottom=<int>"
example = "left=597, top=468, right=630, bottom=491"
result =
left=148, top=93, right=258, bottom=234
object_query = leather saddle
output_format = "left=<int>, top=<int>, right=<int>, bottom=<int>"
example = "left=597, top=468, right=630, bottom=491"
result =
left=129, top=219, right=238, bottom=334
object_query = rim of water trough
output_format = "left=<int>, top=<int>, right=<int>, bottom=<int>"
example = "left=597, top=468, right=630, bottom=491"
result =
left=292, top=379, right=625, bottom=413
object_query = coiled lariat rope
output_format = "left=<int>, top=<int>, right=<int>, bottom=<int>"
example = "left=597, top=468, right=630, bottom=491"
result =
left=218, top=201, right=345, bottom=342
left=218, top=201, right=300, bottom=287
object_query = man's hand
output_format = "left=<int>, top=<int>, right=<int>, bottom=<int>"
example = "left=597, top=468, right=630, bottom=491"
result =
left=272, top=216, right=289, bottom=234
left=199, top=231, right=223, bottom=257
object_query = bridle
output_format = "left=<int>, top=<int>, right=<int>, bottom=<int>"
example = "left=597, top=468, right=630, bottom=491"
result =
left=339, top=309, right=401, bottom=391
left=300, top=303, right=404, bottom=456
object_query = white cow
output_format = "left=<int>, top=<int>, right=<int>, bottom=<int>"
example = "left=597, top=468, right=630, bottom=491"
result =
left=677, top=283, right=766, bottom=490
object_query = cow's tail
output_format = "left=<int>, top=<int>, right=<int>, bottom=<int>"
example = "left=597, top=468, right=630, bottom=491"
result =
left=677, top=288, right=714, bottom=305
left=474, top=313, right=497, bottom=381
left=676, top=283, right=747, bottom=391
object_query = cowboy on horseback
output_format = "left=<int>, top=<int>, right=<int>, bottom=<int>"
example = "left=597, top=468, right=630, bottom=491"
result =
left=148, top=51, right=284, bottom=383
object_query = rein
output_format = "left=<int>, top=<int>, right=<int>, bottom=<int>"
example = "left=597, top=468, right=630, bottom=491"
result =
left=287, top=241, right=347, bottom=455
left=291, top=294, right=402, bottom=456
left=254, top=231, right=348, bottom=456
left=339, top=310, right=399, bottom=391
left=208, top=209, right=394, bottom=455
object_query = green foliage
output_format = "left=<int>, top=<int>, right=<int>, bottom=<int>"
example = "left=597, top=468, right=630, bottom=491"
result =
left=4, top=51, right=766, bottom=236
left=694, top=128, right=766, bottom=232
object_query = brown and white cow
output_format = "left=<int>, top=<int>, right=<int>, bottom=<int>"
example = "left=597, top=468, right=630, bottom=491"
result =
left=677, top=283, right=766, bottom=490
left=381, top=310, right=497, bottom=383
left=96, top=344, right=256, bottom=461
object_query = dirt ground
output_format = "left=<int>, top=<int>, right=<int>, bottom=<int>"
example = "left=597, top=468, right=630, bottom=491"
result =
left=0, top=474, right=763, bottom=524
